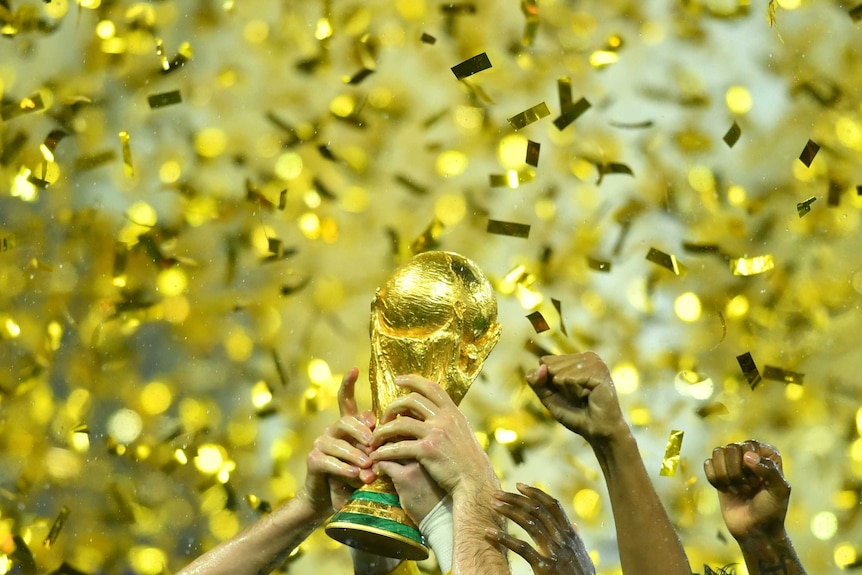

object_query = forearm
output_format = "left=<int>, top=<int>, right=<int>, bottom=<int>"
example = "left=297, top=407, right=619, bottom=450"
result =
left=738, top=532, right=807, bottom=575
left=591, top=430, right=690, bottom=575
left=451, top=480, right=509, bottom=575
left=177, top=497, right=326, bottom=575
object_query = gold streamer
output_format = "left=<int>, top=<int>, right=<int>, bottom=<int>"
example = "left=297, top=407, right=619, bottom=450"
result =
left=659, top=430, right=684, bottom=477
left=118, top=130, right=133, bottom=177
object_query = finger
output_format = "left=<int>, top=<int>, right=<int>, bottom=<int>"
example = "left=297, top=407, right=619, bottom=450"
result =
left=516, top=483, right=571, bottom=538
left=703, top=457, right=719, bottom=489
left=753, top=441, right=783, bottom=472
left=307, top=450, right=361, bottom=481
left=338, top=367, right=360, bottom=417
left=707, top=447, right=731, bottom=490
left=329, top=415, right=374, bottom=446
left=315, top=435, right=373, bottom=469
left=742, top=450, right=790, bottom=497
left=394, top=374, right=451, bottom=408
left=493, top=493, right=553, bottom=546
left=381, top=393, right=438, bottom=423
left=485, top=529, right=547, bottom=571
left=525, top=364, right=549, bottom=386
left=370, top=440, right=423, bottom=462
left=371, top=417, right=430, bottom=448
left=723, top=443, right=744, bottom=484
left=359, top=468, right=378, bottom=484
left=374, top=460, right=412, bottom=485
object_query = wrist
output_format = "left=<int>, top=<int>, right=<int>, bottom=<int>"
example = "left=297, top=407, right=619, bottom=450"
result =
left=291, top=486, right=332, bottom=524
left=734, top=526, right=790, bottom=546
left=587, top=423, right=636, bottom=460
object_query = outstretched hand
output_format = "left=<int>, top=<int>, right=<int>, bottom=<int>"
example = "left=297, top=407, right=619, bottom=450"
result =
left=297, top=368, right=378, bottom=516
left=704, top=441, right=790, bottom=541
left=486, top=484, right=595, bottom=575
left=526, top=353, right=627, bottom=444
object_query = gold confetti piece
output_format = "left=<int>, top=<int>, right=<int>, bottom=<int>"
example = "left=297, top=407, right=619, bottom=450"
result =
left=246, top=493, right=273, bottom=513
left=736, top=352, right=762, bottom=390
left=317, top=143, right=338, bottom=162
left=798, top=138, right=820, bottom=167
left=119, top=130, right=134, bottom=177
left=587, top=257, right=611, bottom=272
left=159, top=41, right=193, bottom=73
left=730, top=254, right=774, bottom=276
left=551, top=298, right=568, bottom=336
left=695, top=402, right=729, bottom=418
left=645, top=247, right=686, bottom=275
left=27, top=174, right=51, bottom=189
left=147, top=89, right=183, bottom=109
left=508, top=102, right=550, bottom=130
left=521, top=0, right=539, bottom=46
left=711, top=310, right=727, bottom=351
left=526, top=311, right=550, bottom=334
left=557, top=77, right=573, bottom=109
left=441, top=3, right=477, bottom=14
left=312, top=177, right=337, bottom=200
left=553, top=97, right=591, bottom=131
left=345, top=68, right=374, bottom=85
left=828, top=180, right=842, bottom=206
left=489, top=169, right=535, bottom=188
left=394, top=174, right=429, bottom=195
left=797, top=196, right=817, bottom=217
left=857, top=185, right=862, bottom=196
left=272, top=349, right=288, bottom=387
left=0, top=235, right=13, bottom=252
left=659, top=430, right=684, bottom=477
left=278, top=190, right=287, bottom=210
left=596, top=161, right=634, bottom=184
left=682, top=242, right=724, bottom=257
left=410, top=217, right=444, bottom=254
left=39, top=129, right=69, bottom=162
left=851, top=4, right=862, bottom=21
left=487, top=219, right=531, bottom=239
left=420, top=32, right=437, bottom=44
left=0, top=130, right=27, bottom=166
left=279, top=277, right=310, bottom=296
left=723, top=121, right=741, bottom=148
left=74, top=150, right=117, bottom=170
left=763, top=366, right=804, bottom=385
left=451, top=52, right=492, bottom=80
left=43, top=505, right=70, bottom=549
left=609, top=119, right=654, bottom=129
left=0, top=93, right=45, bottom=121
left=525, top=140, right=541, bottom=167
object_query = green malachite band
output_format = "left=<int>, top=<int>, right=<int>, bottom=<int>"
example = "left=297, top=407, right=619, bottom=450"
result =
left=333, top=512, right=425, bottom=544
left=348, top=490, right=402, bottom=508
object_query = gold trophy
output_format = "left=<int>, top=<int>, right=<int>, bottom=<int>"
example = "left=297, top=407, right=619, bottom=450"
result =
left=325, top=251, right=501, bottom=559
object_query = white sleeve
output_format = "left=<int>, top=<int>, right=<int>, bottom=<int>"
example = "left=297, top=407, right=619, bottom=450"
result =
left=418, top=496, right=454, bottom=574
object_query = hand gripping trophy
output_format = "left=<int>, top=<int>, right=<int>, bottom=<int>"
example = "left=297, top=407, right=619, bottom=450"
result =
left=325, top=251, right=501, bottom=559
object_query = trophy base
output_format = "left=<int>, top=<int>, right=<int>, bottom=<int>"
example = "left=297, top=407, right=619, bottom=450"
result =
left=326, top=517, right=429, bottom=560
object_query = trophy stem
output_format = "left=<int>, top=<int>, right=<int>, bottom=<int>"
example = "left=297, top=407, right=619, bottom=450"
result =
left=325, top=476, right=429, bottom=560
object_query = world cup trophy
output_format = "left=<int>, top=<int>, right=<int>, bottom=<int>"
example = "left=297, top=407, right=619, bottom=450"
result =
left=325, top=251, right=501, bottom=559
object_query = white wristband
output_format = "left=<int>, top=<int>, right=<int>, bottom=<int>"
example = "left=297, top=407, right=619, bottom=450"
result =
left=419, top=496, right=454, bottom=573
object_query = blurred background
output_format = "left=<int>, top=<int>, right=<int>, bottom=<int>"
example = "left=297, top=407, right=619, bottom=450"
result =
left=0, top=0, right=861, bottom=573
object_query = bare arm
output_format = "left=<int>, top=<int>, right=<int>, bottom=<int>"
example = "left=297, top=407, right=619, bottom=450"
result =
left=178, top=369, right=378, bottom=575
left=371, top=375, right=509, bottom=575
left=527, top=353, right=690, bottom=575
left=176, top=497, right=323, bottom=575
left=704, top=442, right=806, bottom=575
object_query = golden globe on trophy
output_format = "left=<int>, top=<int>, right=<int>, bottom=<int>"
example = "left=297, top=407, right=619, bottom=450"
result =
left=325, top=251, right=501, bottom=560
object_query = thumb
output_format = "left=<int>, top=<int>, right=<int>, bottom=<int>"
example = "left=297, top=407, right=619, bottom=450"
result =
left=743, top=451, right=789, bottom=495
